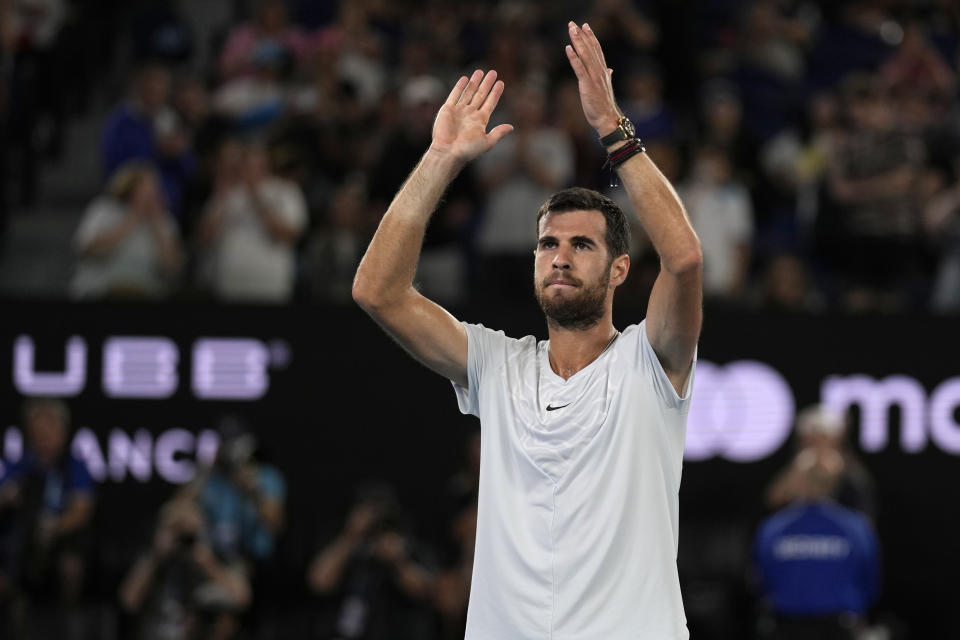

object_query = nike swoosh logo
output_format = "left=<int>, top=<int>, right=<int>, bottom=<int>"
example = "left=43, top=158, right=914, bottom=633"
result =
left=546, top=403, right=571, bottom=411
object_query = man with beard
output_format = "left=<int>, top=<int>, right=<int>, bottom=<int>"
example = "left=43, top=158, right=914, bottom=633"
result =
left=353, top=22, right=702, bottom=640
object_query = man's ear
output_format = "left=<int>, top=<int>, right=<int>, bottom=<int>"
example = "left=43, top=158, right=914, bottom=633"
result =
left=609, top=254, right=630, bottom=287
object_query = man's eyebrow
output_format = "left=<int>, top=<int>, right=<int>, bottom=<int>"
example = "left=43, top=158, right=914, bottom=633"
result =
left=538, top=235, right=558, bottom=245
left=570, top=235, right=598, bottom=247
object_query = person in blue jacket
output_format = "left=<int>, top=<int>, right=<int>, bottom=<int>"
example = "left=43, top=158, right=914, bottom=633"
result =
left=754, top=447, right=880, bottom=640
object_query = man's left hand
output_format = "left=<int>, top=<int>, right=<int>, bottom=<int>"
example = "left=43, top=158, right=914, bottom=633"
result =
left=565, top=22, right=621, bottom=137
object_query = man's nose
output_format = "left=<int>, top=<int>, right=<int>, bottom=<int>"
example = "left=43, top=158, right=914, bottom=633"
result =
left=552, top=248, right=571, bottom=269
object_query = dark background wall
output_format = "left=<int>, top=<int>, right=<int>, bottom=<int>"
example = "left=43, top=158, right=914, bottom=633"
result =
left=3, top=299, right=959, bottom=636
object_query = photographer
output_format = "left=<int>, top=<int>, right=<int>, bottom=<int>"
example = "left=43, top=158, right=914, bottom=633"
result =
left=119, top=497, right=251, bottom=640
left=307, top=485, right=436, bottom=640
left=187, top=417, right=285, bottom=565
left=0, top=398, right=94, bottom=640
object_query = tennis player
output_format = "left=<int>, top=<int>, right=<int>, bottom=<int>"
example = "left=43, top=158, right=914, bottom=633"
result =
left=353, top=21, right=702, bottom=640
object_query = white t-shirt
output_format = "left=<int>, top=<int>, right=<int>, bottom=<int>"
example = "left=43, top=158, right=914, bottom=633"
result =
left=202, top=179, right=307, bottom=303
left=678, top=182, right=753, bottom=295
left=453, top=320, right=694, bottom=640
left=70, top=197, right=180, bottom=299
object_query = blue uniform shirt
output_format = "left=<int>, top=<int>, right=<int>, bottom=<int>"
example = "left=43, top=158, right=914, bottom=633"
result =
left=0, top=452, right=95, bottom=512
left=754, top=501, right=880, bottom=617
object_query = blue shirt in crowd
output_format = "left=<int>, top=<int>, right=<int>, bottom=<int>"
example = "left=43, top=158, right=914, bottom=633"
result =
left=753, top=501, right=880, bottom=617
left=0, top=452, right=95, bottom=514
left=100, top=103, right=196, bottom=216
left=200, top=465, right=285, bottom=561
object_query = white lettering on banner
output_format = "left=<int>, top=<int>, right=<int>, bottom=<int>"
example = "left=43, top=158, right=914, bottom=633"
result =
left=108, top=429, right=153, bottom=482
left=155, top=429, right=199, bottom=483
left=14, top=336, right=87, bottom=396
left=192, top=339, right=270, bottom=400
left=72, top=428, right=107, bottom=481
left=822, top=375, right=927, bottom=452
left=927, top=377, right=960, bottom=454
left=0, top=427, right=223, bottom=484
left=10, top=335, right=282, bottom=400
left=103, top=338, right=178, bottom=398
left=773, top=535, right=851, bottom=560
left=685, top=360, right=796, bottom=462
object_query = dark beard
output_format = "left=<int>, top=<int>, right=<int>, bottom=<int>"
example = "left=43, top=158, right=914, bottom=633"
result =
left=535, top=273, right=609, bottom=331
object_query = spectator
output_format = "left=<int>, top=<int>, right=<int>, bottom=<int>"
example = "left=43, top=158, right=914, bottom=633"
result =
left=195, top=140, right=307, bottom=303
left=926, top=156, right=960, bottom=311
left=101, top=63, right=196, bottom=217
left=765, top=405, right=876, bottom=519
left=213, top=39, right=292, bottom=133
left=6, top=0, right=69, bottom=206
left=699, top=81, right=757, bottom=180
left=0, top=398, right=94, bottom=640
left=474, top=83, right=573, bottom=301
left=368, top=76, right=476, bottom=303
left=620, top=60, right=676, bottom=143
left=70, top=161, right=183, bottom=300
left=219, top=0, right=311, bottom=80
left=305, top=177, right=371, bottom=303
left=678, top=145, right=754, bottom=300
left=878, top=21, right=957, bottom=99
left=185, top=418, right=285, bottom=565
left=755, top=252, right=823, bottom=312
left=754, top=447, right=880, bottom=640
left=118, top=496, right=251, bottom=640
left=307, top=485, right=436, bottom=640
left=825, top=74, right=926, bottom=310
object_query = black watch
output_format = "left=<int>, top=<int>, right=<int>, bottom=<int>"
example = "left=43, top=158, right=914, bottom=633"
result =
left=599, top=116, right=636, bottom=147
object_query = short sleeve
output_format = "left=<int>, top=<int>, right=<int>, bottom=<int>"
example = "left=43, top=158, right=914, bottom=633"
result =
left=451, top=322, right=509, bottom=418
left=634, top=319, right=697, bottom=409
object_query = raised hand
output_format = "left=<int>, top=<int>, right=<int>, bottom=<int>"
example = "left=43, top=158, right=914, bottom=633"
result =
left=565, top=22, right=621, bottom=136
left=430, top=70, right=514, bottom=163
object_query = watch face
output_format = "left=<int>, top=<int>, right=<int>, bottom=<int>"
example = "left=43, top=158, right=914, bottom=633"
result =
left=622, top=119, right=636, bottom=137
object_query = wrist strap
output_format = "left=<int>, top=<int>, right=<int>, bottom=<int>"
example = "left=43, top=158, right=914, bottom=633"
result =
left=602, top=138, right=645, bottom=188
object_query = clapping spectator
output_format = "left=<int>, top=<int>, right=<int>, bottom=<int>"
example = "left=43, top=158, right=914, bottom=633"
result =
left=70, top=162, right=183, bottom=300
left=195, top=139, right=307, bottom=303
left=679, top=145, right=754, bottom=300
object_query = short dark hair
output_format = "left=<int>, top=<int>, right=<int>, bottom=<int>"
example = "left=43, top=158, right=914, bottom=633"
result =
left=536, top=187, right=630, bottom=259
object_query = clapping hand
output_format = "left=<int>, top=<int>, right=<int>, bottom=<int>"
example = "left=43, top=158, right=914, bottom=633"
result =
left=430, top=70, right=514, bottom=164
left=564, top=22, right=622, bottom=137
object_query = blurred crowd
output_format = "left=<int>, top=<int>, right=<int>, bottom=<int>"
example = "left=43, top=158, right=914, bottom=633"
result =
left=0, top=0, right=960, bottom=310
left=0, top=397, right=886, bottom=640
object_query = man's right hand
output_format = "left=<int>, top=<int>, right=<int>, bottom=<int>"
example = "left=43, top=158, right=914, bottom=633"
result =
left=430, top=70, right=513, bottom=164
